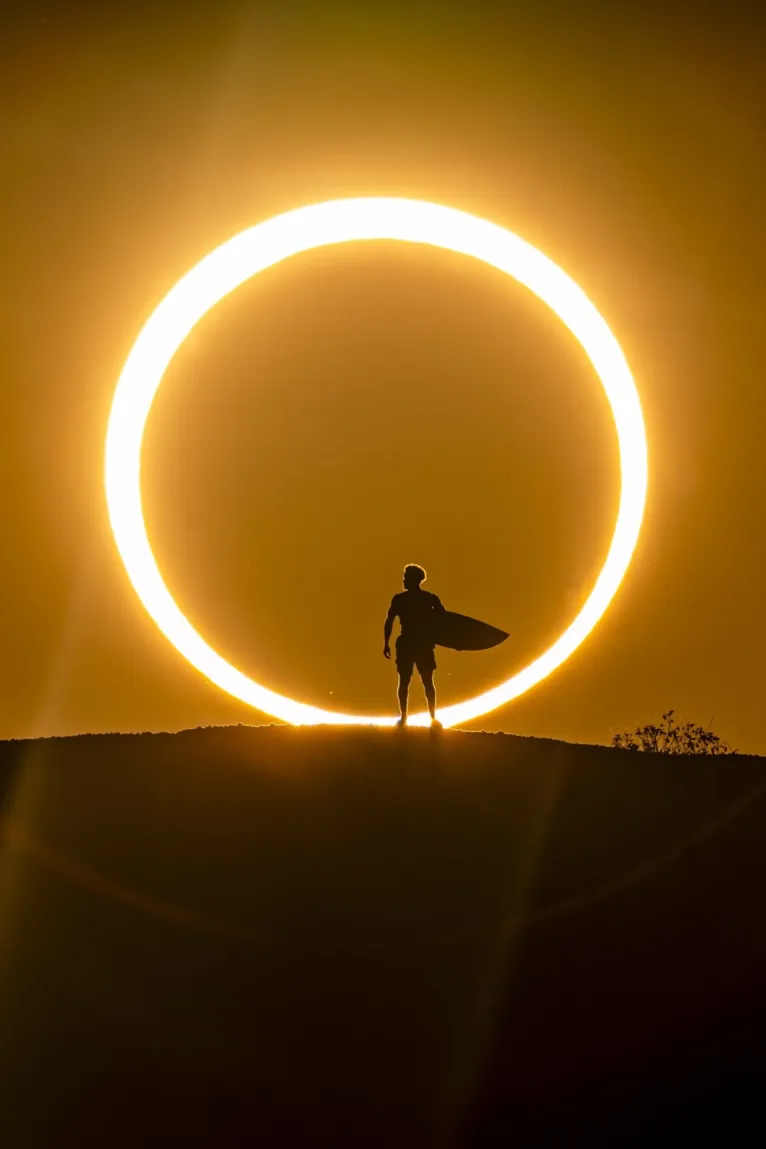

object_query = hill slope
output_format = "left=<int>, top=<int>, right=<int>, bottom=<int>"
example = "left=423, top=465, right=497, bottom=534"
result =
left=1, top=725, right=764, bottom=1147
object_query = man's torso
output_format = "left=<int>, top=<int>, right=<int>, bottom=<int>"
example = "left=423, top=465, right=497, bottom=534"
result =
left=393, top=590, right=441, bottom=647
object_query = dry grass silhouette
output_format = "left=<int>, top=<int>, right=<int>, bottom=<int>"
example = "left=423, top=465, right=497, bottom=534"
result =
left=612, top=709, right=738, bottom=755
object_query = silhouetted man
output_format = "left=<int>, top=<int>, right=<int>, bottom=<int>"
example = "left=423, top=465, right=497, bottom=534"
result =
left=384, top=564, right=445, bottom=727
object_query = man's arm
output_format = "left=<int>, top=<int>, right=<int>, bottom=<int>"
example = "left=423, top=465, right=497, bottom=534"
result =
left=383, top=598, right=398, bottom=658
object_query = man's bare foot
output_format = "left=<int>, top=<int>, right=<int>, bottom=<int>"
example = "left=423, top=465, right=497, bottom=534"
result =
left=396, top=717, right=407, bottom=728
left=430, top=718, right=442, bottom=730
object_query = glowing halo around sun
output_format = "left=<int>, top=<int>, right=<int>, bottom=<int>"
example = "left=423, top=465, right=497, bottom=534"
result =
left=105, top=197, right=647, bottom=728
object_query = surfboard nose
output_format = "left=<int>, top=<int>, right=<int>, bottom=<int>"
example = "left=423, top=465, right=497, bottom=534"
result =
left=433, top=611, right=509, bottom=651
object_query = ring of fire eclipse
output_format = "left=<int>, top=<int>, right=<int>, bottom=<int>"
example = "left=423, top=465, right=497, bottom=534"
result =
left=105, top=197, right=647, bottom=728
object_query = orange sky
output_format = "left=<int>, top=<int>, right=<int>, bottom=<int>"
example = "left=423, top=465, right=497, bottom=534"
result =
left=1, top=2, right=764, bottom=750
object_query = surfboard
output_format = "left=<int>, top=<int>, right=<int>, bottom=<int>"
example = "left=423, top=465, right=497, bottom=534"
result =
left=432, top=611, right=509, bottom=652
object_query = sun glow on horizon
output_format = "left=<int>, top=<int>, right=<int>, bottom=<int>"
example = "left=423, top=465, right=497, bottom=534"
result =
left=105, top=197, right=648, bottom=728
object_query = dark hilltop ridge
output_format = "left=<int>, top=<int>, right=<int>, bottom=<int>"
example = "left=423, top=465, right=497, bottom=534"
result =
left=1, top=724, right=764, bottom=1147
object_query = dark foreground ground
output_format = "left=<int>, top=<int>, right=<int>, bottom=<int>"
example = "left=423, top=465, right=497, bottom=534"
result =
left=0, top=724, right=764, bottom=1147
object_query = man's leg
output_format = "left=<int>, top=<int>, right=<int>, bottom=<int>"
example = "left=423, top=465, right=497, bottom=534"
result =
left=397, top=669, right=412, bottom=723
left=421, top=670, right=437, bottom=721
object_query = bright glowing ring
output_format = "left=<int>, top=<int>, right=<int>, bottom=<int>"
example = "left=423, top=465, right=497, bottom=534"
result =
left=105, top=198, right=647, bottom=728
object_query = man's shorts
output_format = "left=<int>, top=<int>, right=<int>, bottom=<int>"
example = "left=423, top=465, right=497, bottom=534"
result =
left=395, top=636, right=437, bottom=679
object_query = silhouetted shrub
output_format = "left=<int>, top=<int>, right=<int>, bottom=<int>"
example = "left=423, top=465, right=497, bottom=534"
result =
left=611, top=710, right=737, bottom=755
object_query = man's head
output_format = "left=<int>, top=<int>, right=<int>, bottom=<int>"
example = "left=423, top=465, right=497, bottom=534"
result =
left=403, top=564, right=427, bottom=590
